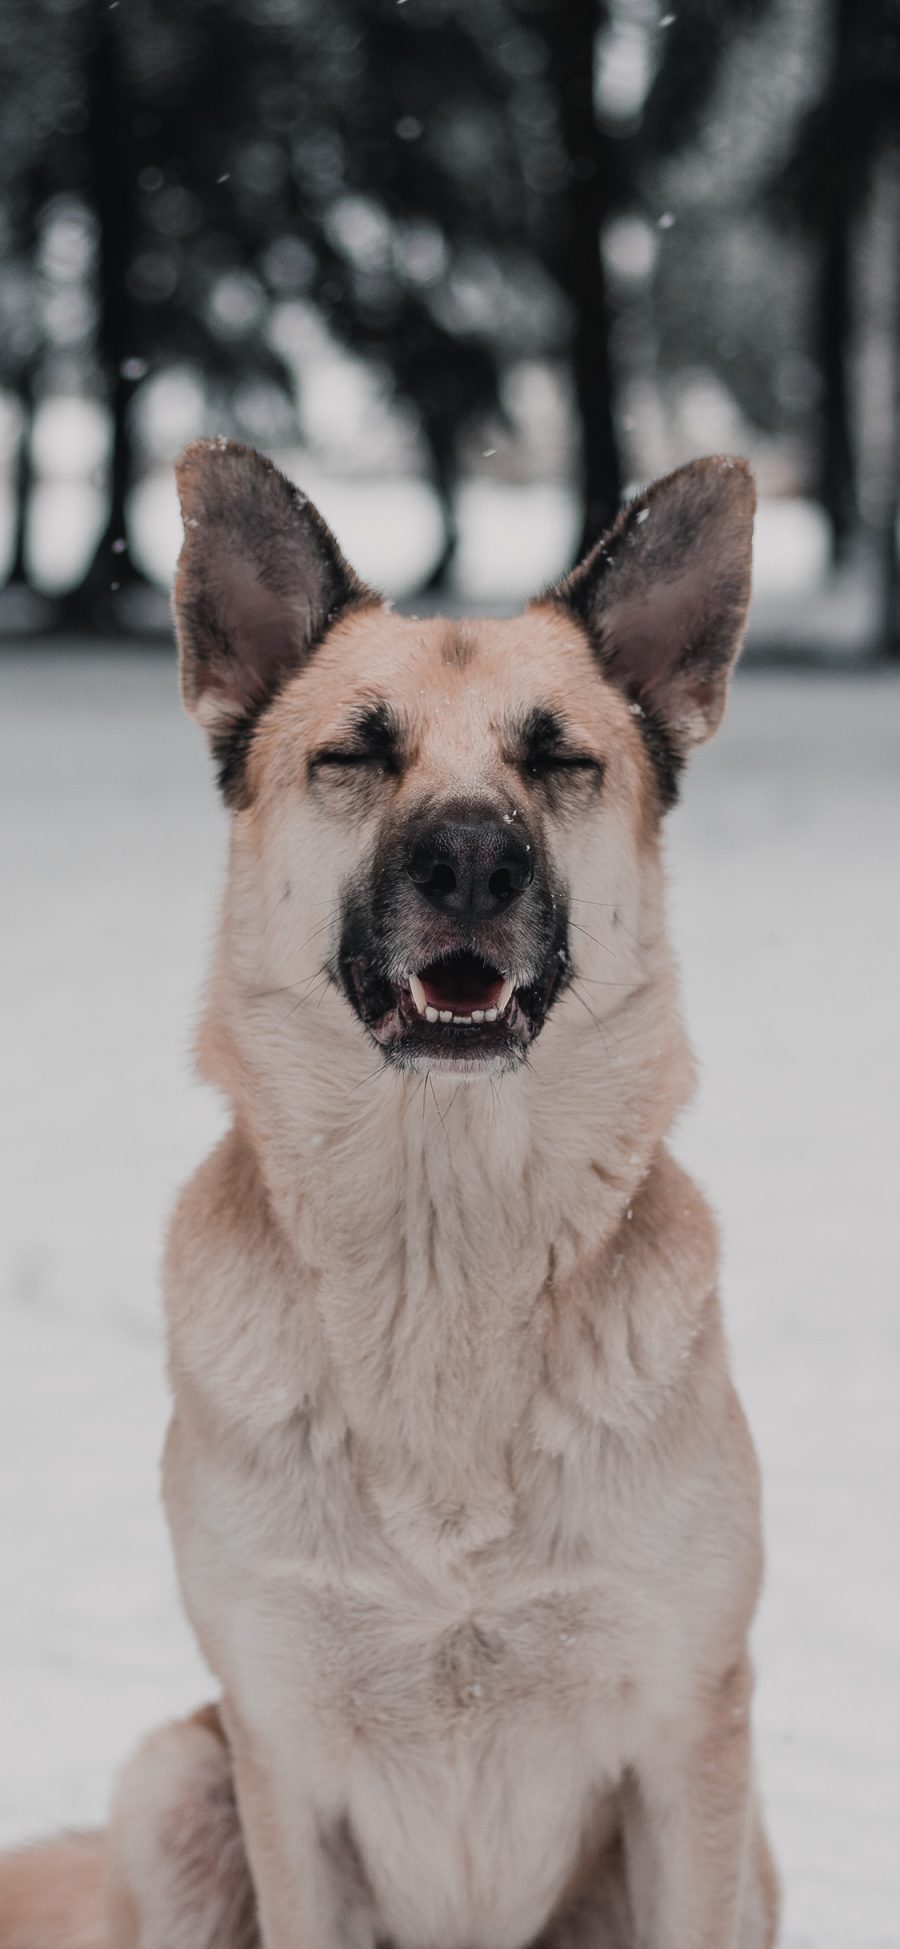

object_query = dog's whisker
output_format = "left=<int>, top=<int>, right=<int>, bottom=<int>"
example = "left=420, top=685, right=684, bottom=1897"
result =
left=273, top=965, right=336, bottom=1028
left=568, top=920, right=606, bottom=952
left=444, top=1083, right=464, bottom=1122
left=347, top=1059, right=389, bottom=1095
left=571, top=975, right=635, bottom=987
left=272, top=911, right=341, bottom=970
left=569, top=979, right=614, bottom=1043
left=569, top=906, right=642, bottom=955
left=426, top=1073, right=452, bottom=1142
left=291, top=920, right=334, bottom=958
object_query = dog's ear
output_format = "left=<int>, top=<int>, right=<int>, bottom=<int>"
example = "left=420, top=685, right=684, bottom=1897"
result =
left=173, top=439, right=373, bottom=779
left=542, top=455, right=755, bottom=802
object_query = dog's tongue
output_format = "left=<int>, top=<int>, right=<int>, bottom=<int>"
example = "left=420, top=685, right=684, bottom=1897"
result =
left=417, top=953, right=505, bottom=1014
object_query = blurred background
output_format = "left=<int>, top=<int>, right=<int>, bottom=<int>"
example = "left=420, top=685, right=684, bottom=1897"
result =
left=1, top=6, right=899, bottom=1948
left=0, top=0, right=899, bottom=640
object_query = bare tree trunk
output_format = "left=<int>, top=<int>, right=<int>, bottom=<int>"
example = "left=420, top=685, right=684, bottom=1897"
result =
left=816, top=0, right=857, bottom=564
left=878, top=170, right=900, bottom=659
left=544, top=0, right=623, bottom=560
left=8, top=373, right=35, bottom=587
left=818, top=206, right=856, bottom=560
left=418, top=426, right=460, bottom=596
left=62, top=0, right=149, bottom=629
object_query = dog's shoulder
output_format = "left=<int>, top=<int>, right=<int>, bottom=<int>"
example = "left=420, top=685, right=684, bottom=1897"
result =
left=539, top=1146, right=722, bottom=1430
left=164, top=1124, right=324, bottom=1436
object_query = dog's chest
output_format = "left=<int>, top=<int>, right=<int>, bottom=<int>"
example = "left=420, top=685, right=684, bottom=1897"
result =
left=165, top=1172, right=724, bottom=1949
left=321, top=1597, right=633, bottom=1949
left=178, top=1420, right=679, bottom=1949
left=231, top=1544, right=642, bottom=1948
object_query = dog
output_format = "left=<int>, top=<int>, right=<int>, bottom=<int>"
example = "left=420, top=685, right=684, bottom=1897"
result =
left=0, top=442, right=778, bottom=1949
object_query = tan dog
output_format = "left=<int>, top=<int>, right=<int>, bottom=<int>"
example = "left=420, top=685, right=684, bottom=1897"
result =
left=0, top=444, right=778, bottom=1949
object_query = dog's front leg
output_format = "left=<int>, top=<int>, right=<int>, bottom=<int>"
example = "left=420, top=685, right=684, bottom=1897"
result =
left=621, top=1656, right=775, bottom=1949
left=223, top=1701, right=375, bottom=1949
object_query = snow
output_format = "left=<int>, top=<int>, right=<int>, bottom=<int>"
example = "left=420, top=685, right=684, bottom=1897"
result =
left=1, top=649, right=898, bottom=1944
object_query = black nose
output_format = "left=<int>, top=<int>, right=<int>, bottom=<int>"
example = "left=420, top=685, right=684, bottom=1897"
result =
left=406, top=818, right=534, bottom=921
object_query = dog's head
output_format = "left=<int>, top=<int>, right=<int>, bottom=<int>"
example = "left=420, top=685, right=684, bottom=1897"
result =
left=173, top=441, right=754, bottom=1079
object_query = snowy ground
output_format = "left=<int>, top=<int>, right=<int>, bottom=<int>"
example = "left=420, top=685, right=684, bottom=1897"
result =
left=0, top=648, right=898, bottom=1946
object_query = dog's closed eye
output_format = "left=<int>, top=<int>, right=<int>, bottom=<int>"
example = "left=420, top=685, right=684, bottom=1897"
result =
left=310, top=702, right=403, bottom=781
left=311, top=748, right=397, bottom=773
left=522, top=751, right=602, bottom=781
left=516, top=709, right=604, bottom=789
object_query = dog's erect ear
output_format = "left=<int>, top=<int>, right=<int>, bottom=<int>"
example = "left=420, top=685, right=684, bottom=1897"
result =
left=173, top=440, right=373, bottom=792
left=542, top=455, right=755, bottom=803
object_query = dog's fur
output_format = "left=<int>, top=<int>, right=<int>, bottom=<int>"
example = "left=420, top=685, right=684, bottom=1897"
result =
left=0, top=444, right=778, bottom=1949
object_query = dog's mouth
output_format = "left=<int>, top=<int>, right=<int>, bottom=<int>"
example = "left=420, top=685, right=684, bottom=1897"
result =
left=343, top=946, right=569, bottom=1070
left=407, top=954, right=513, bottom=1025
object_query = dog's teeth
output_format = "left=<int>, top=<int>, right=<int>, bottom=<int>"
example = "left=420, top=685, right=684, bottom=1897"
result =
left=452, top=1014, right=468, bottom=1024
left=471, top=1009, right=484, bottom=1023
left=484, top=1007, right=498, bottom=1023
left=497, top=978, right=515, bottom=1013
left=425, top=1006, right=439, bottom=1023
left=439, top=1010, right=453, bottom=1024
left=409, top=972, right=427, bottom=1015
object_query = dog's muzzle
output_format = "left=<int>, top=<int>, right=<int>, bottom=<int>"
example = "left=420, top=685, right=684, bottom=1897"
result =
left=338, top=810, right=570, bottom=1072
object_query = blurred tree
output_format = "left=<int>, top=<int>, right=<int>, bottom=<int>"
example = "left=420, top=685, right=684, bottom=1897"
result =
left=278, top=0, right=525, bottom=590
left=2, top=0, right=547, bottom=611
left=770, top=0, right=900, bottom=588
left=62, top=0, right=148, bottom=626
left=2, top=0, right=894, bottom=643
left=1, top=181, right=43, bottom=597
left=0, top=0, right=73, bottom=607
left=641, top=0, right=777, bottom=156
left=639, top=0, right=788, bottom=442
left=881, top=162, right=900, bottom=658
left=539, top=0, right=624, bottom=556
left=57, top=0, right=300, bottom=627
left=0, top=0, right=626, bottom=609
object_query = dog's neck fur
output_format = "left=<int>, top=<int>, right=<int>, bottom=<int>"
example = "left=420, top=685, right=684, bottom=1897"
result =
left=193, top=855, right=701, bottom=1528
